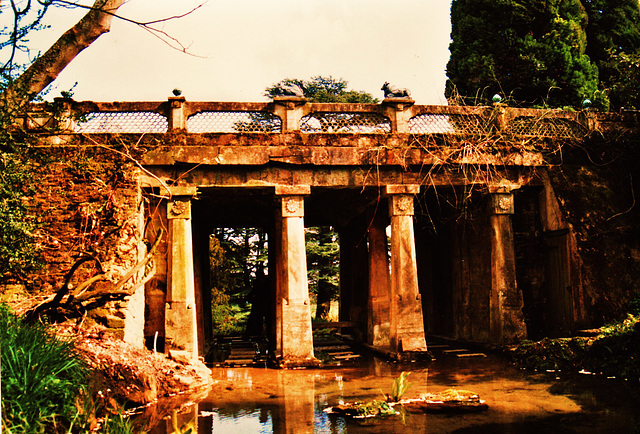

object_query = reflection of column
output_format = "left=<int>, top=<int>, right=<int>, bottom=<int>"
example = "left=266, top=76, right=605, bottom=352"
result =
left=275, top=186, right=315, bottom=365
left=275, top=371, right=315, bottom=433
left=488, top=192, right=527, bottom=344
left=368, top=207, right=391, bottom=347
left=165, top=187, right=199, bottom=361
left=386, top=185, right=427, bottom=352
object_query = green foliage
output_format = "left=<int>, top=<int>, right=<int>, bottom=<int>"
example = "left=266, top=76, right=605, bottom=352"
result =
left=208, top=233, right=256, bottom=336
left=596, top=50, right=640, bottom=110
left=599, top=313, right=639, bottom=337
left=447, top=0, right=603, bottom=109
left=512, top=337, right=589, bottom=371
left=306, top=226, right=340, bottom=320
left=0, top=304, right=143, bottom=433
left=513, top=315, right=640, bottom=380
left=582, top=0, right=640, bottom=110
left=348, top=400, right=396, bottom=418
left=265, top=76, right=378, bottom=103
left=0, top=304, right=87, bottom=433
left=211, top=303, right=250, bottom=337
left=96, top=409, right=141, bottom=434
left=0, top=152, right=41, bottom=280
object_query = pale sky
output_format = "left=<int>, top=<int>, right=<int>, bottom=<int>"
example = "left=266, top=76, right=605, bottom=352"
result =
left=32, top=0, right=453, bottom=104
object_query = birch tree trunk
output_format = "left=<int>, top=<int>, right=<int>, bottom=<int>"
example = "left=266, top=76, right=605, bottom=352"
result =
left=2, top=0, right=125, bottom=107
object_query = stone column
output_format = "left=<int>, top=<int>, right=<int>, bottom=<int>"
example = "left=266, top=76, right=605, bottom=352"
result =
left=488, top=192, right=527, bottom=344
left=274, top=185, right=316, bottom=365
left=386, top=185, right=427, bottom=352
left=367, top=207, right=391, bottom=347
left=164, top=187, right=199, bottom=361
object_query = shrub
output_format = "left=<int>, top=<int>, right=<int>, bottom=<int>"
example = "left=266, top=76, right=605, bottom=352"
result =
left=1, top=304, right=87, bottom=432
left=0, top=305, right=139, bottom=433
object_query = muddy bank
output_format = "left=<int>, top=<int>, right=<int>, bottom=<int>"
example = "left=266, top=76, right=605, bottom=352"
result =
left=56, top=324, right=213, bottom=406
left=511, top=315, right=640, bottom=381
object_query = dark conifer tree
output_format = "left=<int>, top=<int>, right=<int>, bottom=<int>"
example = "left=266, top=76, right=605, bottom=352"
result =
left=446, top=0, right=602, bottom=108
left=582, top=0, right=640, bottom=110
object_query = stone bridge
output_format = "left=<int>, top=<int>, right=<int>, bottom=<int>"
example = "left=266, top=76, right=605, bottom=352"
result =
left=25, top=96, right=630, bottom=365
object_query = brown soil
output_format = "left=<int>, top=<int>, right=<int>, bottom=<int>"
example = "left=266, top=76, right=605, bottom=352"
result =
left=56, top=324, right=213, bottom=406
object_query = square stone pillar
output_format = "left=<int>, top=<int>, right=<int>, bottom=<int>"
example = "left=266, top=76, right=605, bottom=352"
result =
left=386, top=185, right=427, bottom=352
left=165, top=187, right=199, bottom=361
left=274, top=186, right=316, bottom=365
left=488, top=192, right=527, bottom=344
left=272, top=97, right=308, bottom=131
left=367, top=207, right=391, bottom=347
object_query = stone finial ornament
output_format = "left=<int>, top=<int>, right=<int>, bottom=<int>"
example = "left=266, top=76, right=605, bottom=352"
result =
left=272, top=83, right=305, bottom=98
left=381, top=82, right=411, bottom=98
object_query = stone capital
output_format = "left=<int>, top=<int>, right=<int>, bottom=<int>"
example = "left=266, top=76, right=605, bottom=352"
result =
left=280, top=196, right=305, bottom=217
left=489, top=192, right=514, bottom=215
left=389, top=194, right=415, bottom=217
left=167, top=197, right=191, bottom=220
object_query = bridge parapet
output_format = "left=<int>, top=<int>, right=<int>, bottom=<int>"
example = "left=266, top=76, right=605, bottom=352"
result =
left=20, top=96, right=634, bottom=139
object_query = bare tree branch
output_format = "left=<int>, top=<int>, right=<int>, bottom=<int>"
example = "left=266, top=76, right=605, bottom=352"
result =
left=48, top=0, right=207, bottom=54
left=1, top=0, right=205, bottom=108
left=3, top=0, right=126, bottom=107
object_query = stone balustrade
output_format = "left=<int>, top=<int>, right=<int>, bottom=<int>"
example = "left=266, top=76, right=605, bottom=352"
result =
left=19, top=96, right=630, bottom=138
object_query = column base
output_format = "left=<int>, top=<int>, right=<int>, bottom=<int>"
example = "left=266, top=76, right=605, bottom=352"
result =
left=398, top=335, right=428, bottom=352
left=275, top=357, right=321, bottom=369
left=165, top=301, right=198, bottom=360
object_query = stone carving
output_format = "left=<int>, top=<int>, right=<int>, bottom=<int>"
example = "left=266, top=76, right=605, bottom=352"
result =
left=272, top=83, right=305, bottom=98
left=285, top=198, right=299, bottom=213
left=497, top=196, right=512, bottom=211
left=396, top=196, right=413, bottom=212
left=169, top=200, right=188, bottom=218
left=391, top=195, right=414, bottom=216
left=382, top=82, right=411, bottom=99
left=490, top=193, right=514, bottom=215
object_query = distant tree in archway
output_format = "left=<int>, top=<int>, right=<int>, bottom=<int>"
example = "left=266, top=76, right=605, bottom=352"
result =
left=306, top=226, right=340, bottom=321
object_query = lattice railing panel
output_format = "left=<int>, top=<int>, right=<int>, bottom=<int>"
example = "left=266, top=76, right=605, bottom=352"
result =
left=508, top=116, right=587, bottom=138
left=300, top=112, right=390, bottom=133
left=187, top=111, right=282, bottom=133
left=75, top=112, right=168, bottom=133
left=409, top=113, right=486, bottom=134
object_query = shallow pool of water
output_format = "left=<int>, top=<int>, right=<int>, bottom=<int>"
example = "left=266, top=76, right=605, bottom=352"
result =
left=142, top=353, right=640, bottom=433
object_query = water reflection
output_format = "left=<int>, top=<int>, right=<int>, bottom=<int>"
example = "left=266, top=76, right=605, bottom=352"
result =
left=144, top=354, right=640, bottom=433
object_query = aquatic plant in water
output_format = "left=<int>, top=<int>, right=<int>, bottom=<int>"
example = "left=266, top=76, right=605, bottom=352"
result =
left=388, top=371, right=413, bottom=402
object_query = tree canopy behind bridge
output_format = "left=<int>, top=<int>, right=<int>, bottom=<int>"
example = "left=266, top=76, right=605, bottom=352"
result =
left=446, top=0, right=640, bottom=110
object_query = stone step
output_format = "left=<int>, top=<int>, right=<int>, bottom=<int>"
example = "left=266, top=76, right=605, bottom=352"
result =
left=229, top=349, right=256, bottom=355
left=225, top=359, right=255, bottom=366
left=315, top=345, right=351, bottom=351
left=326, top=351, right=355, bottom=356
left=456, top=353, right=487, bottom=358
left=333, top=354, right=361, bottom=360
